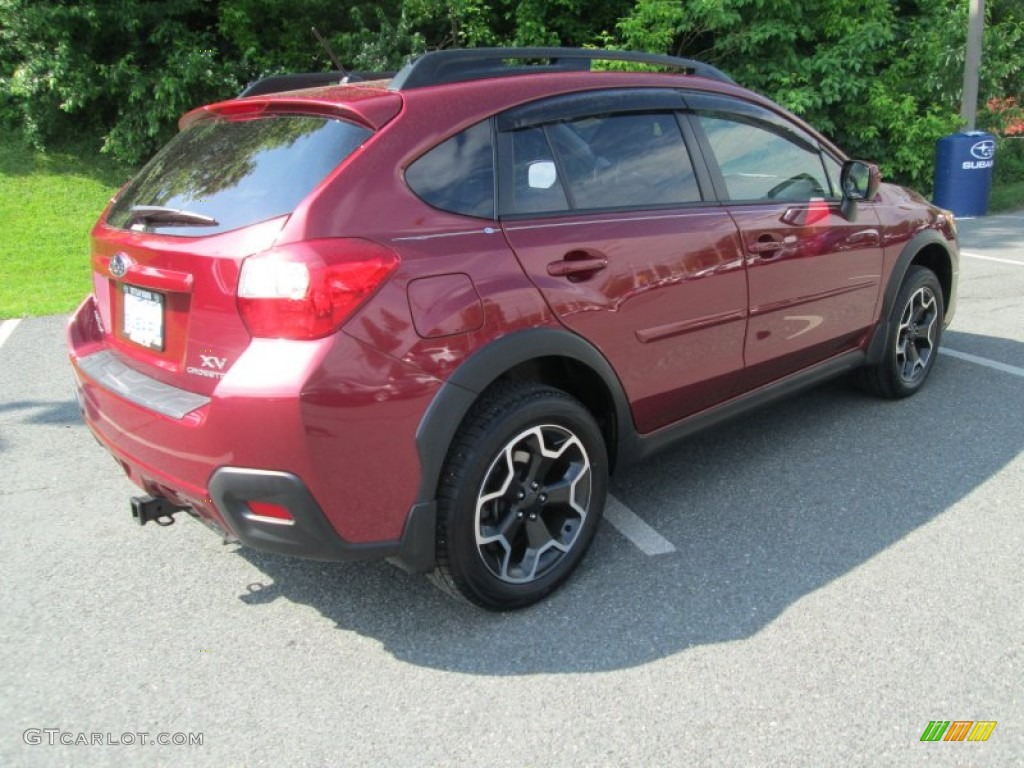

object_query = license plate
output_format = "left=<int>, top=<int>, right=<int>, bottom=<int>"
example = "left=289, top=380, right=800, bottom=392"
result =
left=122, top=285, right=164, bottom=350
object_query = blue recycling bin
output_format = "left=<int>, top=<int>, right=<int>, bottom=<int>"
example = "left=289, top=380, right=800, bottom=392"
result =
left=933, top=131, right=996, bottom=217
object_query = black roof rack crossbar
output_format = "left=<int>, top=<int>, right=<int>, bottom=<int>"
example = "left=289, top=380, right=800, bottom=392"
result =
left=239, top=71, right=395, bottom=98
left=389, top=47, right=734, bottom=91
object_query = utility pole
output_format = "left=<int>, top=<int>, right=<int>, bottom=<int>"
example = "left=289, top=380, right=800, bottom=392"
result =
left=961, top=0, right=985, bottom=130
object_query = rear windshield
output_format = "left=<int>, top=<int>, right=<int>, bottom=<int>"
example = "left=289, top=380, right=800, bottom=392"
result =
left=107, top=115, right=371, bottom=236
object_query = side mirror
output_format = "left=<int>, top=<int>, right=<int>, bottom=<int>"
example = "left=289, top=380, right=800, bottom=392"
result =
left=527, top=161, right=558, bottom=190
left=839, top=160, right=880, bottom=221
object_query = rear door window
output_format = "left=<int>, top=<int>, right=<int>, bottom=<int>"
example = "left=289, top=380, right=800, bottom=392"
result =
left=551, top=112, right=701, bottom=209
left=498, top=103, right=703, bottom=216
left=107, top=115, right=371, bottom=236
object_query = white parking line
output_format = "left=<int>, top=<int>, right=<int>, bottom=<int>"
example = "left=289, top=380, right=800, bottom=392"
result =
left=0, top=318, right=22, bottom=349
left=961, top=250, right=1024, bottom=266
left=604, top=494, right=677, bottom=555
left=941, top=347, right=1024, bottom=378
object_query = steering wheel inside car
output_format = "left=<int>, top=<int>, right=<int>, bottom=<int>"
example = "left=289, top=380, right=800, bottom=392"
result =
left=765, top=172, right=827, bottom=200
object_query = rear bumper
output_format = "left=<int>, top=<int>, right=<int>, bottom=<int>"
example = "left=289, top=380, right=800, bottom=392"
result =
left=67, top=296, right=442, bottom=569
left=209, top=467, right=436, bottom=567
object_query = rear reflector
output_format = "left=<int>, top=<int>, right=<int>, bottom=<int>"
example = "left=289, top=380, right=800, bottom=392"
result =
left=238, top=238, right=399, bottom=340
left=246, top=501, right=294, bottom=523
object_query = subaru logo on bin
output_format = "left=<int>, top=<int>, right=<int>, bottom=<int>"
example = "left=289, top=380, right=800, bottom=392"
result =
left=933, top=131, right=996, bottom=216
left=970, top=140, right=996, bottom=161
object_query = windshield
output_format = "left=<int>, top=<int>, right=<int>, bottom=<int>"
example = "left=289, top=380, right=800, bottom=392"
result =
left=107, top=114, right=372, bottom=236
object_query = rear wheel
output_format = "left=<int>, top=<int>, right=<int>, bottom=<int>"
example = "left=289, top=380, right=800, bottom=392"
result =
left=858, top=265, right=944, bottom=398
left=431, top=383, right=608, bottom=610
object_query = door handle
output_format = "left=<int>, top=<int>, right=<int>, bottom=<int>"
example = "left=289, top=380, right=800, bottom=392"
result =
left=846, top=229, right=881, bottom=246
left=748, top=237, right=784, bottom=255
left=546, top=256, right=608, bottom=278
left=748, top=234, right=791, bottom=259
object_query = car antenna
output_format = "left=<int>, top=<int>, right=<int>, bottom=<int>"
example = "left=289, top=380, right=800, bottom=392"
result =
left=311, top=26, right=348, bottom=82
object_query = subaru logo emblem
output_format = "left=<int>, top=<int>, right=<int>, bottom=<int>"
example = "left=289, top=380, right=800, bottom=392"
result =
left=970, top=140, right=996, bottom=161
left=109, top=253, right=130, bottom=279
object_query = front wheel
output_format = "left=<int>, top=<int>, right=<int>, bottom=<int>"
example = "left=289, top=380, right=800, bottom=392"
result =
left=858, top=265, right=945, bottom=398
left=431, top=383, right=608, bottom=610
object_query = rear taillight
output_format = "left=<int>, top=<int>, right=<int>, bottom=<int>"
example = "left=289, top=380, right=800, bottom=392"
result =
left=238, top=238, right=399, bottom=340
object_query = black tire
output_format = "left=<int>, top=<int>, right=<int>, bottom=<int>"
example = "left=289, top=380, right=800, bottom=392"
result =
left=858, top=265, right=945, bottom=398
left=430, top=382, right=608, bottom=610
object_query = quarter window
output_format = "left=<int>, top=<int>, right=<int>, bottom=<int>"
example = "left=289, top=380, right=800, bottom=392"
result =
left=406, top=120, right=495, bottom=218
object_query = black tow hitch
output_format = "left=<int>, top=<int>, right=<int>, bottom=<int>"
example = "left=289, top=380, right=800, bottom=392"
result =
left=131, top=495, right=187, bottom=527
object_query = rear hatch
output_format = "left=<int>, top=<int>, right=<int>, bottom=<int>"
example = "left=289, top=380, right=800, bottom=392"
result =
left=91, top=108, right=377, bottom=394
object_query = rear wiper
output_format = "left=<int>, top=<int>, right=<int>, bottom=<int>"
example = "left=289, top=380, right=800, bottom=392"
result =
left=127, top=205, right=219, bottom=229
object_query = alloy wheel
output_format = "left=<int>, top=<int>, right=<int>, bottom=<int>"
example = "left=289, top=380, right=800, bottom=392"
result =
left=474, top=424, right=592, bottom=584
left=895, top=286, right=939, bottom=385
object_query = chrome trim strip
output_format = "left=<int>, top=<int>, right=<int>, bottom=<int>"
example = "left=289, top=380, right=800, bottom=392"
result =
left=77, top=350, right=210, bottom=420
left=392, top=228, right=497, bottom=242
left=504, top=211, right=726, bottom=232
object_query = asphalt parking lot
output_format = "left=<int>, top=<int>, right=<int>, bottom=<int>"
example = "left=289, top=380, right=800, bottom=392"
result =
left=2, top=211, right=1022, bottom=767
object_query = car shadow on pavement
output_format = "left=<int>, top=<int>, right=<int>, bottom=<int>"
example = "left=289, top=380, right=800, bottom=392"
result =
left=233, top=331, right=1023, bottom=675
left=944, top=329, right=1024, bottom=368
left=0, top=399, right=82, bottom=427
left=0, top=399, right=82, bottom=460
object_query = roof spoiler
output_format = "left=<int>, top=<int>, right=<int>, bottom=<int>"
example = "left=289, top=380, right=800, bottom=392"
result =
left=240, top=71, right=395, bottom=98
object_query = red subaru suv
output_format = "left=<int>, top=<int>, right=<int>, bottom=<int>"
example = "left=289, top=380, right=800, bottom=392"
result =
left=68, top=48, right=958, bottom=609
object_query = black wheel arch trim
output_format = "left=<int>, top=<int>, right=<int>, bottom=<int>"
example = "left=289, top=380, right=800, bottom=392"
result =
left=866, top=229, right=956, bottom=365
left=413, top=327, right=634, bottom=506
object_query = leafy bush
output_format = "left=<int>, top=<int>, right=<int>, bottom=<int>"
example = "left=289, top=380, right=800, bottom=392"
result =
left=993, top=137, right=1024, bottom=186
left=979, top=98, right=1024, bottom=185
left=615, top=0, right=1024, bottom=192
left=0, top=0, right=632, bottom=164
left=0, top=1, right=242, bottom=166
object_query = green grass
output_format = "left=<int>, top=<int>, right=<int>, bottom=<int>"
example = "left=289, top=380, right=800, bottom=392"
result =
left=990, top=180, right=1024, bottom=213
left=0, top=137, right=128, bottom=319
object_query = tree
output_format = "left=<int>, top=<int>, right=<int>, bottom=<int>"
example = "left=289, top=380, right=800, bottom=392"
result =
left=1, top=0, right=1020, bottom=187
left=1, top=0, right=240, bottom=164
left=613, top=0, right=1023, bottom=188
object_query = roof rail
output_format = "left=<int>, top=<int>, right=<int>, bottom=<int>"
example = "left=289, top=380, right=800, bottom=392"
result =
left=389, top=47, right=734, bottom=91
left=239, top=71, right=395, bottom=98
